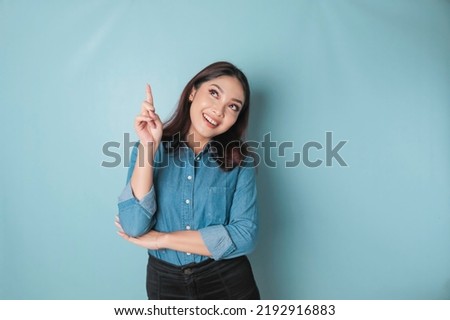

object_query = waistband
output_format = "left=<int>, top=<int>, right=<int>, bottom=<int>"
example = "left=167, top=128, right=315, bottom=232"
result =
left=148, top=254, right=247, bottom=276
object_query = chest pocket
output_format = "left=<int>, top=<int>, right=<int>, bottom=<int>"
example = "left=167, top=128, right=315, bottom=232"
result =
left=207, top=187, right=229, bottom=225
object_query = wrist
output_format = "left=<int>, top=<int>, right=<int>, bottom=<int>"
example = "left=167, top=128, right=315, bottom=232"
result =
left=139, top=141, right=159, bottom=154
left=136, top=142, right=159, bottom=166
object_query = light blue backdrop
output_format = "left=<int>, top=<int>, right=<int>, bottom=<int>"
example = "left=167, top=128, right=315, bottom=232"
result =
left=1, top=0, right=449, bottom=299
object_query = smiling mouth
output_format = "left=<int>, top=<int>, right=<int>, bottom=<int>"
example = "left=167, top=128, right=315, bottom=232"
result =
left=203, top=113, right=218, bottom=127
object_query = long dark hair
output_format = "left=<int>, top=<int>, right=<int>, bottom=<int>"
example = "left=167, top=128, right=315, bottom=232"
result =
left=162, top=61, right=251, bottom=171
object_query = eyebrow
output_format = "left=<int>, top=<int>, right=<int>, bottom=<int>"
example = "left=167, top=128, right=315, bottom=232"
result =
left=211, top=84, right=243, bottom=106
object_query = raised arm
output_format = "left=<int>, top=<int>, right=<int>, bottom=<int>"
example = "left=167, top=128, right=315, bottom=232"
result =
left=131, top=84, right=163, bottom=199
left=117, top=85, right=163, bottom=237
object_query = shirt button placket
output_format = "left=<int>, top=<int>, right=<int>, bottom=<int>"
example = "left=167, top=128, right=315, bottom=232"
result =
left=184, top=196, right=191, bottom=258
left=185, top=166, right=194, bottom=261
left=186, top=222, right=191, bottom=255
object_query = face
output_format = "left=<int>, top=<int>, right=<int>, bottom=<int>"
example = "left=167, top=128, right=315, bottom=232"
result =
left=188, top=75, right=245, bottom=147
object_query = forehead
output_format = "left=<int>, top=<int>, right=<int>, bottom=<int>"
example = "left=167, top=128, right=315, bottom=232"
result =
left=202, top=76, right=245, bottom=100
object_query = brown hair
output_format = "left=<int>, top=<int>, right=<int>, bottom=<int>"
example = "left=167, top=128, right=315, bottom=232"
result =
left=162, top=61, right=251, bottom=171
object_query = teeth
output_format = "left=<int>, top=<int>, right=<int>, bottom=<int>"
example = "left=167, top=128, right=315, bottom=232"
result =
left=203, top=114, right=217, bottom=126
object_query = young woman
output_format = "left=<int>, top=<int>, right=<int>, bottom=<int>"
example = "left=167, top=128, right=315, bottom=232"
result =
left=116, top=61, right=260, bottom=299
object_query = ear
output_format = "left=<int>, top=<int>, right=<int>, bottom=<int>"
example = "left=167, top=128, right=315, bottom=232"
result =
left=189, top=88, right=197, bottom=102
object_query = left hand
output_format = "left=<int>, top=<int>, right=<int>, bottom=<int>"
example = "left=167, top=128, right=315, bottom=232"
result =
left=115, top=216, right=163, bottom=250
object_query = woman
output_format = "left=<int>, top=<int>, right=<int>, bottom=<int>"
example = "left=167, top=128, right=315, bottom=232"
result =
left=116, top=61, right=260, bottom=299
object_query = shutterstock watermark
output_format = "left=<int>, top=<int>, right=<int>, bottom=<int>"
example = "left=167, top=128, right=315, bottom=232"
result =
left=101, top=132, right=349, bottom=169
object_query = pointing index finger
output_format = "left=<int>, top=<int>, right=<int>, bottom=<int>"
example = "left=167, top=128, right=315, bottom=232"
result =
left=146, top=84, right=153, bottom=105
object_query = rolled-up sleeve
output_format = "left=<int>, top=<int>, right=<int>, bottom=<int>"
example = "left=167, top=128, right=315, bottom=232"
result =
left=199, top=164, right=259, bottom=260
left=199, top=225, right=236, bottom=260
left=117, top=142, right=157, bottom=237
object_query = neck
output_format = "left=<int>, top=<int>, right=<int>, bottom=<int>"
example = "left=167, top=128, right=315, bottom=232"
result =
left=186, top=132, right=209, bottom=155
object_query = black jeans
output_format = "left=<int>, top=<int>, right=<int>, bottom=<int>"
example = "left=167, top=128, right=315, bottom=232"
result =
left=146, top=255, right=260, bottom=300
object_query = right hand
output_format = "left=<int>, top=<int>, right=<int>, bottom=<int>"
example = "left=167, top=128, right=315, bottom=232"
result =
left=134, top=84, right=163, bottom=150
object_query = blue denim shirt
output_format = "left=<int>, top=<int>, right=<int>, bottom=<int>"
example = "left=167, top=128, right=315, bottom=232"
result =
left=117, top=141, right=259, bottom=266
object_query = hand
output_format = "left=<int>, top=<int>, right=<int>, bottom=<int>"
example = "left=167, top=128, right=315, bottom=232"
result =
left=134, top=84, right=163, bottom=151
left=115, top=216, right=163, bottom=250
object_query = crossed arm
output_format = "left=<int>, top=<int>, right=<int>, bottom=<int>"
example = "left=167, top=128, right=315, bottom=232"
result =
left=115, top=216, right=211, bottom=256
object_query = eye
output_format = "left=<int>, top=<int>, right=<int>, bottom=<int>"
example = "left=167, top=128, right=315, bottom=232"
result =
left=209, top=89, right=219, bottom=98
left=229, top=104, right=240, bottom=112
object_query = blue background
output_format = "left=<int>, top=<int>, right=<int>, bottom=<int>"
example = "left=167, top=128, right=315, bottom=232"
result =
left=1, top=0, right=449, bottom=299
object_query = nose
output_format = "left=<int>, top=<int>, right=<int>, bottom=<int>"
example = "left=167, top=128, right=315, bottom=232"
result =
left=211, top=103, right=225, bottom=117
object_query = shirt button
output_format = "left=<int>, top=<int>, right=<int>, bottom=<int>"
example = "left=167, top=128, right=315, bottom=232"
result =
left=196, top=156, right=200, bottom=161
left=187, top=175, right=192, bottom=180
left=186, top=225, right=191, bottom=230
left=185, top=199, right=190, bottom=204
left=186, top=253, right=191, bottom=256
